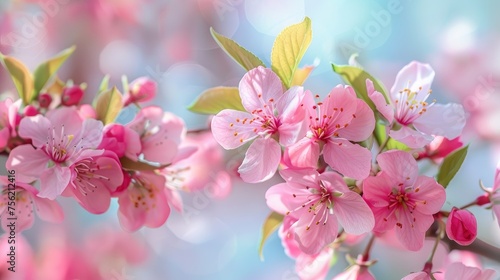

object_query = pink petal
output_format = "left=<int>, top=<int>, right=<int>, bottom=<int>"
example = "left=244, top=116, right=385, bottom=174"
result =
left=45, top=106, right=83, bottom=136
left=161, top=112, right=187, bottom=146
left=141, top=135, right=179, bottom=164
left=265, top=182, right=303, bottom=215
left=1, top=193, right=34, bottom=233
left=390, top=61, right=435, bottom=103
left=295, top=247, right=333, bottom=280
left=32, top=196, right=64, bottom=223
left=362, top=172, right=396, bottom=208
left=280, top=168, right=320, bottom=188
left=336, top=99, right=375, bottom=142
left=367, top=79, right=394, bottom=123
left=211, top=109, right=257, bottom=149
left=0, top=128, right=9, bottom=150
left=165, top=187, right=183, bottom=212
left=283, top=138, right=320, bottom=169
left=124, top=126, right=142, bottom=160
left=322, top=85, right=357, bottom=127
left=411, top=176, right=446, bottom=215
left=77, top=118, right=104, bottom=148
left=395, top=209, right=429, bottom=251
left=444, top=263, right=481, bottom=280
left=70, top=179, right=112, bottom=214
left=334, top=191, right=375, bottom=234
left=370, top=203, right=398, bottom=233
left=6, top=145, right=48, bottom=182
left=239, top=66, right=283, bottom=113
left=172, top=145, right=197, bottom=163
left=278, top=121, right=308, bottom=147
left=18, top=115, right=51, bottom=147
left=377, top=150, right=419, bottom=184
left=145, top=188, right=170, bottom=228
left=413, top=103, right=465, bottom=140
left=238, top=138, right=281, bottom=183
left=294, top=204, right=339, bottom=255
left=38, top=166, right=71, bottom=200
left=401, top=272, right=430, bottom=280
left=323, top=139, right=372, bottom=180
left=389, top=125, right=434, bottom=149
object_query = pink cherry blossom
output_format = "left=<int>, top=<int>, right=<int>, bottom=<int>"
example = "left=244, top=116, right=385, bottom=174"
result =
left=6, top=107, right=104, bottom=199
left=266, top=168, right=374, bottom=255
left=211, top=66, right=310, bottom=183
left=363, top=150, right=446, bottom=251
left=124, top=77, right=157, bottom=106
left=369, top=61, right=466, bottom=148
left=0, top=98, right=20, bottom=151
left=127, top=106, right=186, bottom=165
left=446, top=207, right=477, bottom=246
left=98, top=123, right=141, bottom=160
left=285, top=85, right=375, bottom=180
left=443, top=262, right=496, bottom=280
left=117, top=171, right=171, bottom=232
left=0, top=177, right=63, bottom=233
left=417, top=136, right=463, bottom=162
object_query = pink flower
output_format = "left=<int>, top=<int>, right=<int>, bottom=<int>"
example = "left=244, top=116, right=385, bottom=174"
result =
left=61, top=85, right=85, bottom=106
left=6, top=107, right=104, bottom=199
left=62, top=152, right=124, bottom=214
left=333, top=255, right=376, bottom=280
left=127, top=106, right=186, bottom=165
left=443, top=262, right=496, bottom=280
left=417, top=136, right=463, bottom=162
left=285, top=85, right=375, bottom=180
left=0, top=234, right=35, bottom=279
left=369, top=61, right=466, bottom=148
left=124, top=77, right=157, bottom=106
left=98, top=123, right=141, bottom=160
left=363, top=150, right=446, bottom=251
left=0, top=98, right=20, bottom=151
left=266, top=168, right=374, bottom=255
left=211, top=66, right=309, bottom=183
left=0, top=177, right=63, bottom=233
left=488, top=161, right=500, bottom=228
left=446, top=207, right=477, bottom=246
left=117, top=171, right=171, bottom=232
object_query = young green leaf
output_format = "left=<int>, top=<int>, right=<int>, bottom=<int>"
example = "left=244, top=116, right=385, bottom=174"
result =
left=258, top=211, right=284, bottom=260
left=94, top=86, right=123, bottom=125
left=271, top=17, right=312, bottom=88
left=437, top=145, right=469, bottom=188
left=187, top=86, right=245, bottom=115
left=210, top=27, right=265, bottom=71
left=33, top=45, right=76, bottom=96
left=0, top=54, right=34, bottom=105
left=99, top=74, right=110, bottom=93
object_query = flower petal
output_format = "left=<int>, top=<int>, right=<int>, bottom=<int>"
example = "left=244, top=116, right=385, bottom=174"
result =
left=6, top=145, right=48, bottom=182
left=323, top=139, right=372, bottom=180
left=395, top=209, right=428, bottom=251
left=77, top=118, right=104, bottom=148
left=266, top=182, right=305, bottom=216
left=239, top=66, right=283, bottom=113
left=294, top=204, right=338, bottom=255
left=38, top=166, right=71, bottom=200
left=413, top=103, right=466, bottom=139
left=211, top=109, right=257, bottom=149
left=295, top=247, right=333, bottom=280
left=18, top=115, right=51, bottom=147
left=389, top=125, right=434, bottom=149
left=367, top=78, right=394, bottom=123
left=336, top=99, right=375, bottom=142
left=238, top=138, right=281, bottom=183
left=32, top=195, right=64, bottom=223
left=390, top=61, right=435, bottom=102
left=376, top=150, right=419, bottom=185
left=411, top=176, right=446, bottom=215
left=283, top=138, right=320, bottom=169
left=334, top=191, right=375, bottom=234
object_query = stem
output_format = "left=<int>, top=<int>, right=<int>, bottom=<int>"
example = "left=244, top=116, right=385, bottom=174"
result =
left=459, top=200, right=478, bottom=210
left=362, top=234, right=376, bottom=261
left=426, top=224, right=443, bottom=263
left=377, top=137, right=390, bottom=155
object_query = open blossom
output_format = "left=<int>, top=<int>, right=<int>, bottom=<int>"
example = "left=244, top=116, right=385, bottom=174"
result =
left=0, top=177, right=63, bottom=233
left=368, top=61, right=466, bottom=148
left=266, top=168, right=374, bottom=255
left=6, top=107, right=104, bottom=199
left=211, top=66, right=309, bottom=183
left=363, top=150, right=446, bottom=251
left=285, top=85, right=375, bottom=180
left=446, top=207, right=477, bottom=246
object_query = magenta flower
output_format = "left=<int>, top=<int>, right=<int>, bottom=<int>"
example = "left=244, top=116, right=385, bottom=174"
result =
left=369, top=61, right=466, bottom=148
left=98, top=123, right=141, bottom=160
left=446, top=207, right=477, bottom=246
left=0, top=177, right=63, bottom=233
left=266, top=168, right=374, bottom=255
left=6, top=107, right=104, bottom=199
left=363, top=150, right=446, bottom=251
left=211, top=66, right=309, bottom=183
left=285, top=85, right=375, bottom=180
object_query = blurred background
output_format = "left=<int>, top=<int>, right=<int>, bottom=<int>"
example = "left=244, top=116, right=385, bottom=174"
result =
left=1, top=0, right=500, bottom=279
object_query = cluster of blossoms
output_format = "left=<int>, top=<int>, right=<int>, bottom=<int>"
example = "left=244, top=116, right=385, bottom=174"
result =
left=0, top=49, right=231, bottom=235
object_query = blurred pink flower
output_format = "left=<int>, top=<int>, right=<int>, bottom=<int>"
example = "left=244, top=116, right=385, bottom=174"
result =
left=363, top=150, right=446, bottom=251
left=98, top=123, right=141, bottom=160
left=333, top=255, right=376, bottom=280
left=211, top=66, right=309, bottom=183
left=446, top=207, right=477, bottom=246
left=124, top=77, right=157, bottom=106
left=443, top=262, right=496, bottom=280
left=417, top=136, right=463, bottom=162
left=0, top=177, right=63, bottom=233
left=0, top=234, right=35, bottom=280
left=6, top=107, right=104, bottom=199
left=285, top=85, right=374, bottom=180
left=0, top=98, right=21, bottom=151
left=266, top=168, right=374, bottom=255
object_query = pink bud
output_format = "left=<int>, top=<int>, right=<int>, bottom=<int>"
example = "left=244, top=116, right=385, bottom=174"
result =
left=124, top=77, right=157, bottom=106
left=420, top=136, right=463, bottom=161
left=38, top=93, right=52, bottom=108
left=446, top=207, right=477, bottom=246
left=61, top=86, right=84, bottom=106
left=23, top=105, right=38, bottom=116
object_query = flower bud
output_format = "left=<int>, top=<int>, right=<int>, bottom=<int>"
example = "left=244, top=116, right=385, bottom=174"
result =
left=124, top=77, right=156, bottom=106
left=446, top=207, right=477, bottom=246
left=61, top=86, right=84, bottom=106
left=38, top=93, right=52, bottom=108
left=23, top=105, right=38, bottom=116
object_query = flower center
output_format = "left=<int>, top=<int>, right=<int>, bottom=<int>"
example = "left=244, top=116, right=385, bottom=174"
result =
left=74, top=158, right=110, bottom=196
left=394, top=83, right=435, bottom=125
left=43, top=125, right=84, bottom=163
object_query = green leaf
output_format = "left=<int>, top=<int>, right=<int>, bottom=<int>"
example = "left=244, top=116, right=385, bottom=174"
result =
left=0, top=54, right=34, bottom=105
left=211, top=27, right=265, bottom=71
left=271, top=17, right=312, bottom=88
left=120, top=157, right=169, bottom=171
left=188, top=86, right=245, bottom=115
left=99, top=74, right=110, bottom=93
left=258, top=211, right=284, bottom=260
left=33, top=46, right=76, bottom=96
left=437, top=145, right=469, bottom=188
left=94, top=86, right=123, bottom=125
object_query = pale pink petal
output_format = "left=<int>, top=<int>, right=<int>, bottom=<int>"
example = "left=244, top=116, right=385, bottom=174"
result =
left=279, top=121, right=308, bottom=147
left=124, top=126, right=142, bottom=160
left=336, top=99, right=375, bottom=142
left=38, top=166, right=71, bottom=200
left=172, top=146, right=197, bottom=163
left=362, top=173, right=397, bottom=208
left=276, top=86, right=304, bottom=118
left=323, top=139, right=372, bottom=180
left=367, top=80, right=394, bottom=124
left=266, top=183, right=303, bottom=215
left=334, top=192, right=375, bottom=234
left=413, top=103, right=465, bottom=139
left=322, top=85, right=357, bottom=127
left=70, top=179, right=111, bottom=214
left=295, top=247, right=333, bottom=280
left=32, top=196, right=64, bottom=223
left=238, top=138, right=281, bottom=183
left=145, top=188, right=170, bottom=228
left=77, top=118, right=104, bottom=148
left=165, top=187, right=183, bottom=212
left=206, top=171, right=232, bottom=199
left=18, top=115, right=51, bottom=147
left=444, top=263, right=481, bottom=280
left=395, top=209, right=428, bottom=251
left=370, top=203, right=398, bottom=233
left=1, top=193, right=34, bottom=232
left=141, top=135, right=178, bottom=164
left=161, top=112, right=187, bottom=146
left=45, top=106, right=83, bottom=136
left=402, top=272, right=431, bottom=280
left=480, top=269, right=497, bottom=280
left=280, top=168, right=320, bottom=189
left=239, top=66, right=283, bottom=113
left=412, top=176, right=446, bottom=214
left=283, top=138, right=320, bottom=168
left=6, top=145, right=48, bottom=182
left=279, top=216, right=301, bottom=258
left=211, top=109, right=257, bottom=149
left=376, top=150, right=419, bottom=184
left=389, top=125, right=434, bottom=149
left=0, top=128, right=8, bottom=150
left=391, top=61, right=435, bottom=102
left=294, top=204, right=338, bottom=255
